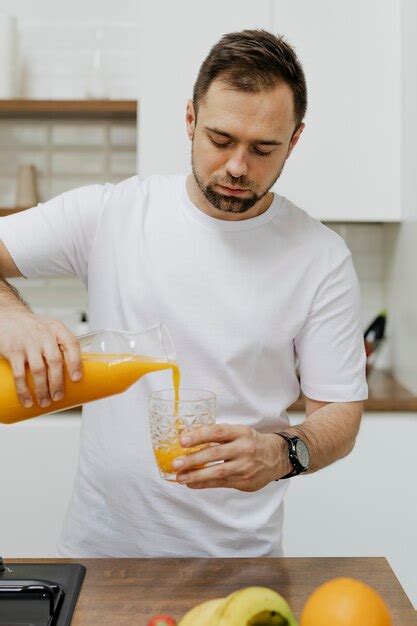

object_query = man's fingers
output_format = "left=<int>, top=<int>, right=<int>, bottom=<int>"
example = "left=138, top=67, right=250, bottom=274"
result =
left=26, top=349, right=50, bottom=407
left=8, top=351, right=33, bottom=407
left=0, top=313, right=83, bottom=411
left=42, top=341, right=64, bottom=402
left=173, top=441, right=236, bottom=472
left=186, top=481, right=228, bottom=489
left=177, top=459, right=240, bottom=485
left=55, top=325, right=82, bottom=381
left=180, top=423, right=251, bottom=448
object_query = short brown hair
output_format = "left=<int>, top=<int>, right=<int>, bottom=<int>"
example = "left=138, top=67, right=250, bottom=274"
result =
left=193, top=29, right=307, bottom=129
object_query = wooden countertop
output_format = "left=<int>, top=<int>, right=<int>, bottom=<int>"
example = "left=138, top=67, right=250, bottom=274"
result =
left=10, top=557, right=416, bottom=625
left=289, top=369, right=417, bottom=412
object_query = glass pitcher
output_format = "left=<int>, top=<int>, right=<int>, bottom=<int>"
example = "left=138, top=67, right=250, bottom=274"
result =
left=0, top=323, right=178, bottom=425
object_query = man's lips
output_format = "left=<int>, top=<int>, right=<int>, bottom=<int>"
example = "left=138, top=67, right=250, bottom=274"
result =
left=217, top=184, right=250, bottom=196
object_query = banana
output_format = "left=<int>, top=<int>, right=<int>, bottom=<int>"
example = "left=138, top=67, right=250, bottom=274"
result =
left=209, top=586, right=298, bottom=626
left=178, top=598, right=227, bottom=626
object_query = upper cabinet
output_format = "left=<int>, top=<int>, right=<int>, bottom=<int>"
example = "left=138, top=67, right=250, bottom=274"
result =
left=272, top=0, right=404, bottom=221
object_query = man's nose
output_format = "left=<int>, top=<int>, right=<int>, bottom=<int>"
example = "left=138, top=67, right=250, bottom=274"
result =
left=225, top=150, right=249, bottom=179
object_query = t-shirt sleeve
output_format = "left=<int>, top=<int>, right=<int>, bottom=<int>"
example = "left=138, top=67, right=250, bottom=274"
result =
left=0, top=183, right=109, bottom=284
left=294, top=250, right=368, bottom=403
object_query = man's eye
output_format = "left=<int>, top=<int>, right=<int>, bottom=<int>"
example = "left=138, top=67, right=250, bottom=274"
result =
left=209, top=137, right=272, bottom=157
left=210, top=138, right=230, bottom=148
left=253, top=148, right=273, bottom=157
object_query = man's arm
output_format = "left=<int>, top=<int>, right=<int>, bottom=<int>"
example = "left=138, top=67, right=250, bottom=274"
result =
left=171, top=400, right=363, bottom=490
left=0, top=275, right=31, bottom=313
left=274, top=398, right=363, bottom=474
left=0, top=239, right=23, bottom=278
left=0, top=241, right=31, bottom=312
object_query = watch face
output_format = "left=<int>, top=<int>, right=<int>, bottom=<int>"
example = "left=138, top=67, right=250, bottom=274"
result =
left=295, top=439, right=310, bottom=469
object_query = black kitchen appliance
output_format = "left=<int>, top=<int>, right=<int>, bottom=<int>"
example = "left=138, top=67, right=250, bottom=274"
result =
left=0, top=557, right=85, bottom=625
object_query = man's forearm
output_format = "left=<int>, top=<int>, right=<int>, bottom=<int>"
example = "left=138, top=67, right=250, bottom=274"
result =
left=276, top=402, right=363, bottom=475
left=0, top=274, right=31, bottom=312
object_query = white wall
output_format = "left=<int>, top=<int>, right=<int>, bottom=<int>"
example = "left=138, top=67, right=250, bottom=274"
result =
left=0, top=0, right=140, bottom=19
left=0, top=0, right=141, bottom=99
left=386, top=0, right=417, bottom=393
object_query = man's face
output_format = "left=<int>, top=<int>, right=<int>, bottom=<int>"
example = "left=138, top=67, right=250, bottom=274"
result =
left=187, top=78, right=304, bottom=214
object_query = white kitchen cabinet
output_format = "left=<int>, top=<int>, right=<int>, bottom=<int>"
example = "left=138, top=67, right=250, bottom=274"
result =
left=272, top=0, right=404, bottom=222
left=284, top=412, right=417, bottom=609
left=0, top=414, right=81, bottom=557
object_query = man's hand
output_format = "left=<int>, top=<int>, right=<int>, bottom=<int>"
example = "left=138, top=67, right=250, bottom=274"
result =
left=172, top=424, right=291, bottom=491
left=0, top=310, right=82, bottom=408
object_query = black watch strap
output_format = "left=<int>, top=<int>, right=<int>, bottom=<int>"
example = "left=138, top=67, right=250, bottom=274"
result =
left=274, top=431, right=309, bottom=480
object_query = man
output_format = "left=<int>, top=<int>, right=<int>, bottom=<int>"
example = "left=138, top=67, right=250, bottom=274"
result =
left=0, top=30, right=367, bottom=557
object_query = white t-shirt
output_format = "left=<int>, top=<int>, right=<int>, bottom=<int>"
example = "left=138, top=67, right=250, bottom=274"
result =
left=0, top=174, right=368, bottom=557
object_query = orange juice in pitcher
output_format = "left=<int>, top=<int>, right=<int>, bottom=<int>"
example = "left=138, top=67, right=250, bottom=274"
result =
left=0, top=324, right=180, bottom=425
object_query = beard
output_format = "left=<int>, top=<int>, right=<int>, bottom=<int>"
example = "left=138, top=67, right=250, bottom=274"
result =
left=191, top=144, right=285, bottom=214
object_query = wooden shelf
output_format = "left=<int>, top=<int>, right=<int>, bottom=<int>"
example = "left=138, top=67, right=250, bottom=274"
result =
left=0, top=207, right=30, bottom=217
left=289, top=370, right=417, bottom=412
left=0, top=99, right=137, bottom=119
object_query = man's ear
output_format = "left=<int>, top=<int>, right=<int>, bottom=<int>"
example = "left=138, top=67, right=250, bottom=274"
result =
left=186, top=99, right=196, bottom=139
left=287, top=122, right=305, bottom=158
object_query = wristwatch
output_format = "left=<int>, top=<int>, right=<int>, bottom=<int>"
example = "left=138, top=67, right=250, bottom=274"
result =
left=274, top=431, right=310, bottom=479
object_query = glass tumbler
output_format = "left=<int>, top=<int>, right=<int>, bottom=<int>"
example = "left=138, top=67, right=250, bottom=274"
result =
left=149, top=388, right=216, bottom=481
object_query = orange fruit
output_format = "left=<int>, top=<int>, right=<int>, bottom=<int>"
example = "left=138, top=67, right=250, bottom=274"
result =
left=300, top=577, right=392, bottom=626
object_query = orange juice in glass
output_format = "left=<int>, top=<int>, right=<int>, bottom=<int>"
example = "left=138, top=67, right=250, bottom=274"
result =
left=149, top=388, right=216, bottom=481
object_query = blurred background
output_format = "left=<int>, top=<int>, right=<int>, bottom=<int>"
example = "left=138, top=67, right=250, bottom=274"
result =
left=0, top=0, right=416, bottom=609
